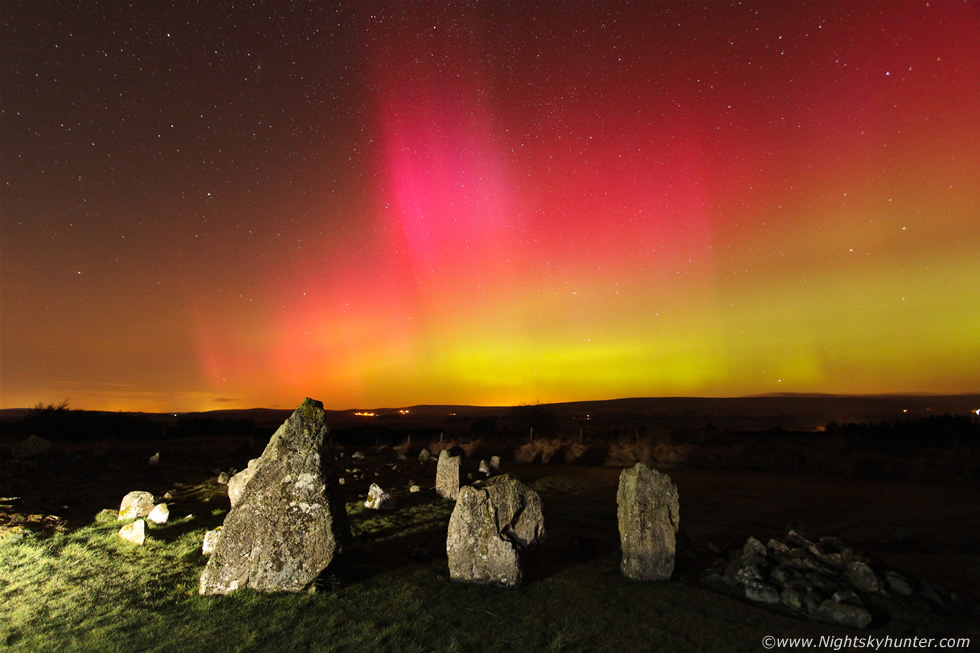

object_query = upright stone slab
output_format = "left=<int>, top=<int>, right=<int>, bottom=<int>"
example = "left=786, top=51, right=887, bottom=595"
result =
left=199, top=398, right=350, bottom=595
left=436, top=449, right=461, bottom=499
left=446, top=475, right=546, bottom=586
left=617, top=462, right=679, bottom=581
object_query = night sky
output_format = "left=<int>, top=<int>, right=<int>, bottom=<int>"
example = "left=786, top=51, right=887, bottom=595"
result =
left=2, top=1, right=978, bottom=412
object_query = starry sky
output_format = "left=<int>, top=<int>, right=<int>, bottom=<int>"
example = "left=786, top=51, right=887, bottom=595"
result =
left=1, top=1, right=978, bottom=412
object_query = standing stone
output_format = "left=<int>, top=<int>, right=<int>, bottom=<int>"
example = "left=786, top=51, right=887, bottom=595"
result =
left=436, top=449, right=461, bottom=499
left=617, top=462, right=679, bottom=581
left=489, top=455, right=501, bottom=472
left=418, top=448, right=432, bottom=464
left=478, top=459, right=491, bottom=476
left=119, top=491, right=156, bottom=520
left=446, top=475, right=546, bottom=586
left=227, top=458, right=258, bottom=508
left=199, top=398, right=350, bottom=595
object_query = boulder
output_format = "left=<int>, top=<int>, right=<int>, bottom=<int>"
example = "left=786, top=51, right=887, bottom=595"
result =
left=617, top=463, right=679, bottom=581
left=119, top=491, right=156, bottom=520
left=478, top=459, right=491, bottom=476
left=489, top=455, right=501, bottom=472
left=147, top=503, right=170, bottom=524
left=436, top=449, right=461, bottom=499
left=199, top=398, right=351, bottom=595
left=227, top=458, right=258, bottom=508
left=118, top=519, right=148, bottom=545
left=364, top=483, right=396, bottom=510
left=446, top=475, right=546, bottom=586
left=12, top=434, right=51, bottom=458
left=418, top=448, right=432, bottom=464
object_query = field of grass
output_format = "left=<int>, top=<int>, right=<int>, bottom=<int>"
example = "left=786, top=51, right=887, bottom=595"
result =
left=7, top=466, right=975, bottom=653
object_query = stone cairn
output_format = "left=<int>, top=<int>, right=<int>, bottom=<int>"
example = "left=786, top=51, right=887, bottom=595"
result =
left=436, top=449, right=461, bottom=499
left=700, top=531, right=964, bottom=629
left=199, top=398, right=350, bottom=595
left=446, top=475, right=546, bottom=586
left=617, top=462, right=679, bottom=581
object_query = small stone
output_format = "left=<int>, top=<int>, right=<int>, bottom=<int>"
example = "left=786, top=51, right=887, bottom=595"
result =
left=364, top=483, right=396, bottom=510
left=147, top=503, right=170, bottom=524
left=202, top=529, right=220, bottom=555
left=735, top=564, right=765, bottom=584
left=338, top=477, right=346, bottom=485
left=780, top=587, right=804, bottom=611
left=409, top=484, right=421, bottom=493
left=815, top=600, right=872, bottom=629
left=743, top=537, right=767, bottom=557
left=884, top=570, right=914, bottom=596
left=805, top=570, right=843, bottom=594
left=418, top=448, right=432, bottom=464
left=351, top=451, right=365, bottom=459
left=148, top=452, right=160, bottom=466
left=846, top=561, right=881, bottom=593
left=95, top=508, right=119, bottom=523
left=785, top=530, right=812, bottom=548
left=767, top=538, right=790, bottom=554
left=217, top=472, right=230, bottom=485
left=118, top=519, right=148, bottom=545
left=745, top=580, right=781, bottom=604
left=832, top=588, right=863, bottom=606
left=119, top=491, right=156, bottom=520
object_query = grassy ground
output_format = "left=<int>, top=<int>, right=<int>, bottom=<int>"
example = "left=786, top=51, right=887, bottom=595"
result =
left=4, top=468, right=976, bottom=653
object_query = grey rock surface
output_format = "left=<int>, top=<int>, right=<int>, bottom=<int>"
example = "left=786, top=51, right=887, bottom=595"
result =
left=199, top=398, right=350, bottom=595
left=617, top=463, right=679, bottom=581
left=446, top=475, right=546, bottom=586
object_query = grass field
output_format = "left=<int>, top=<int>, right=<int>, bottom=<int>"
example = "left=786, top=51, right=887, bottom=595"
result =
left=3, top=466, right=976, bottom=653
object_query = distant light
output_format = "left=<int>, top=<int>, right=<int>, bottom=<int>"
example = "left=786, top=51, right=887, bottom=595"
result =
left=974, top=409, right=980, bottom=416
left=399, top=409, right=409, bottom=414
left=354, top=411, right=375, bottom=417
left=903, top=409, right=909, bottom=413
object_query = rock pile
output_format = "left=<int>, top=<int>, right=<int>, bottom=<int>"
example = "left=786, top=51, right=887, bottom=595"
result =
left=701, top=531, right=963, bottom=629
left=446, top=475, right=546, bottom=586
left=617, top=462, right=679, bottom=581
left=199, top=398, right=350, bottom=595
left=436, top=449, right=461, bottom=499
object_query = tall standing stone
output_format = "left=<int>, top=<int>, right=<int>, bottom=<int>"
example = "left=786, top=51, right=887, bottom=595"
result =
left=199, top=398, right=350, bottom=595
left=436, top=449, right=461, bottom=499
left=446, top=475, right=546, bottom=586
left=617, top=462, right=679, bottom=581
